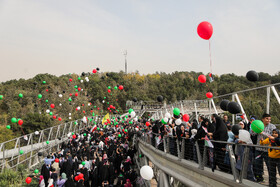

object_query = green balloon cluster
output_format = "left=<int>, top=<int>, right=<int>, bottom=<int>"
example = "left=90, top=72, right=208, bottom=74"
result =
left=251, top=120, right=264, bottom=133
left=173, top=108, right=180, bottom=116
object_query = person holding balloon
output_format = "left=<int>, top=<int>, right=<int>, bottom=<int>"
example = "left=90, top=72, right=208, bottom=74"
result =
left=252, top=113, right=276, bottom=183
left=260, top=129, right=280, bottom=187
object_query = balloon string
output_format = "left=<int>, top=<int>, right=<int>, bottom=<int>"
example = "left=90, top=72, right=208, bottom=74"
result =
left=209, top=40, right=212, bottom=74
left=20, top=126, right=25, bottom=135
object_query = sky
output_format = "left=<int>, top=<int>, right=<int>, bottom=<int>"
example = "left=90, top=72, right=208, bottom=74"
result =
left=0, top=0, right=279, bottom=82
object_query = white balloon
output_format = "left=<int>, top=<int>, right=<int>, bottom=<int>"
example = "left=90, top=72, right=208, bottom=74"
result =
left=163, top=117, right=168, bottom=123
left=135, top=128, right=139, bottom=131
left=77, top=106, right=81, bottom=110
left=67, top=132, right=71, bottom=137
left=59, top=94, right=63, bottom=98
left=88, top=103, right=91, bottom=106
left=238, top=130, right=252, bottom=144
left=69, top=117, right=72, bottom=120
left=175, top=119, right=182, bottom=126
left=131, top=111, right=136, bottom=118
left=165, top=113, right=171, bottom=118
left=140, top=165, right=153, bottom=180
left=102, top=100, right=105, bottom=103
left=81, top=89, right=83, bottom=91
left=35, top=131, right=39, bottom=135
left=86, top=79, right=89, bottom=82
left=69, top=113, right=71, bottom=116
left=82, top=116, right=87, bottom=123
left=80, top=80, right=84, bottom=83
left=59, top=103, right=62, bottom=106
left=46, top=109, right=50, bottom=113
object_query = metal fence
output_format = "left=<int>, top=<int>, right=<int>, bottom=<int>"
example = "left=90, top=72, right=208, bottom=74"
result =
left=140, top=132, right=280, bottom=186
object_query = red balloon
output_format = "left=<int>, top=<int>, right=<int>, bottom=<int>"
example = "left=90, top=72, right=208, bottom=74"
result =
left=146, top=122, right=150, bottom=127
left=110, top=105, right=113, bottom=108
left=75, top=93, right=78, bottom=97
left=82, top=104, right=84, bottom=106
left=69, top=78, right=73, bottom=82
left=197, top=21, right=213, bottom=40
left=92, top=69, right=97, bottom=73
left=46, top=89, right=49, bottom=92
left=83, top=111, right=85, bottom=113
left=75, top=176, right=79, bottom=181
left=55, top=158, right=59, bottom=163
left=107, top=107, right=110, bottom=110
left=116, top=125, right=119, bottom=128
left=107, top=89, right=111, bottom=93
left=58, top=117, right=62, bottom=121
left=53, top=115, right=57, bottom=119
left=118, top=85, right=124, bottom=90
left=50, top=104, right=55, bottom=108
left=25, top=177, right=32, bottom=184
left=72, top=134, right=76, bottom=139
left=78, top=87, right=81, bottom=91
left=78, top=173, right=84, bottom=180
left=97, top=107, right=100, bottom=110
left=182, top=114, right=190, bottom=122
left=18, top=120, right=23, bottom=126
left=206, top=92, right=213, bottom=98
left=198, top=75, right=206, bottom=83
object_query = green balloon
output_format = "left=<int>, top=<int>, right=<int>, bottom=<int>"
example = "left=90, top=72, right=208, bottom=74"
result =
left=76, top=89, right=78, bottom=92
left=94, top=106, right=96, bottom=108
left=173, top=108, right=180, bottom=116
left=45, top=100, right=48, bottom=103
left=104, top=97, right=106, bottom=99
left=42, top=81, right=46, bottom=84
left=97, top=127, right=100, bottom=131
left=78, top=77, right=81, bottom=80
left=74, top=122, right=77, bottom=125
left=11, top=118, right=17, bottom=123
left=0, top=95, right=3, bottom=100
left=19, top=93, right=23, bottom=98
left=89, top=118, right=92, bottom=122
left=49, top=112, right=53, bottom=115
left=68, top=98, right=72, bottom=102
left=82, top=161, right=85, bottom=166
left=118, top=134, right=121, bottom=138
left=128, top=108, right=133, bottom=114
left=19, top=150, right=24, bottom=155
left=83, top=133, right=86, bottom=136
left=114, top=86, right=118, bottom=90
left=46, top=141, right=49, bottom=144
left=38, top=94, right=42, bottom=99
left=107, top=102, right=109, bottom=104
left=251, top=120, right=264, bottom=133
left=125, top=115, right=128, bottom=118
left=129, top=121, right=133, bottom=124
left=139, top=154, right=142, bottom=158
left=72, top=132, right=74, bottom=135
left=6, top=125, right=11, bottom=129
left=125, top=129, right=128, bottom=132
left=74, top=85, right=78, bottom=88
left=34, top=169, right=39, bottom=174
left=161, top=118, right=167, bottom=124
left=92, top=112, right=95, bottom=116
left=108, top=86, right=111, bottom=89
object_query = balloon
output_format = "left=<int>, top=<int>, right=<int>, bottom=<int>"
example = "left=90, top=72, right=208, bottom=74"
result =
left=46, top=141, right=49, bottom=144
left=238, top=130, right=252, bottom=144
left=161, top=118, right=168, bottom=124
left=131, top=111, right=136, bottom=118
left=198, top=75, right=207, bottom=83
left=92, top=69, right=97, bottom=73
left=35, top=131, right=39, bottom=135
left=173, top=108, right=180, bottom=116
left=251, top=120, right=264, bottom=133
left=53, top=115, right=57, bottom=119
left=58, top=117, right=62, bottom=121
left=132, top=97, right=138, bottom=102
left=165, top=113, right=171, bottom=118
left=19, top=93, right=23, bottom=98
left=20, top=150, right=24, bottom=154
left=246, top=70, right=259, bottom=82
left=232, top=124, right=241, bottom=135
left=42, top=81, right=46, bottom=84
left=34, top=169, right=39, bottom=174
left=75, top=93, right=78, bottom=97
left=140, top=165, right=153, bottom=180
left=0, top=95, right=3, bottom=100
left=206, top=92, right=213, bottom=98
left=38, top=94, right=42, bottom=99
left=55, top=158, right=59, bottom=163
left=82, top=161, right=85, bottom=166
left=50, top=104, right=55, bottom=108
left=25, top=177, right=32, bottom=184
left=78, top=173, right=84, bottom=180
left=75, top=176, right=79, bottom=181
left=220, top=100, right=229, bottom=111
left=78, top=87, right=81, bottom=91
left=118, top=134, right=121, bottom=138
left=107, top=89, right=111, bottom=93
left=118, top=85, right=124, bottom=90
left=73, top=134, right=76, bottom=139
left=46, top=89, right=49, bottom=92
left=128, top=108, right=134, bottom=114
left=197, top=21, right=213, bottom=40
left=46, top=109, right=50, bottom=113
left=157, top=95, right=163, bottom=102
left=182, top=114, right=189, bottom=122
left=175, top=119, right=182, bottom=126
left=45, top=100, right=48, bottom=103
left=146, top=122, right=150, bottom=127
left=6, top=125, right=11, bottom=129
left=69, top=78, right=73, bottom=82
left=227, top=102, right=241, bottom=114
left=11, top=118, right=17, bottom=123
left=68, top=98, right=72, bottom=102
left=59, top=94, right=63, bottom=98
left=49, top=112, right=53, bottom=115
left=114, top=86, right=118, bottom=90
left=18, top=120, right=23, bottom=126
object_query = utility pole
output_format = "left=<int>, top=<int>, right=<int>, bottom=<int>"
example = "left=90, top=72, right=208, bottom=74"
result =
left=123, top=50, right=127, bottom=74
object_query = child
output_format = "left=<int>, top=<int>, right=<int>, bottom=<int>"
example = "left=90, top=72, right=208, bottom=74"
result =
left=260, top=129, right=280, bottom=187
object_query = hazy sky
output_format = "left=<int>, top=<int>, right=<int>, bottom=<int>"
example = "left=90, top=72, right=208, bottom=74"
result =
left=0, top=0, right=280, bottom=82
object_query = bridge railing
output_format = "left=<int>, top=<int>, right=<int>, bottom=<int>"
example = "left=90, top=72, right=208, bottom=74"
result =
left=140, top=132, right=280, bottom=186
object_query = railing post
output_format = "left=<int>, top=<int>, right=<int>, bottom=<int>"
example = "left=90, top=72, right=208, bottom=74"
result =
left=239, top=146, right=249, bottom=183
left=16, top=138, right=20, bottom=171
left=163, top=136, right=167, bottom=153
left=176, top=139, right=181, bottom=159
left=166, top=136, right=170, bottom=154
left=271, top=86, right=280, bottom=105
left=228, top=145, right=239, bottom=183
left=181, top=138, right=185, bottom=159
left=266, top=87, right=271, bottom=114
left=28, top=134, right=33, bottom=169
left=195, top=141, right=204, bottom=170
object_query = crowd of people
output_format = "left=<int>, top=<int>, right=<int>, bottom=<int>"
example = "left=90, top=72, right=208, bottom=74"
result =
left=34, top=121, right=140, bottom=187
left=145, top=113, right=280, bottom=187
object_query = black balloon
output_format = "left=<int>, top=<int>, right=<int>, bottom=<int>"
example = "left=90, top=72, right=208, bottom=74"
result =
left=232, top=124, right=241, bottom=135
left=106, top=73, right=110, bottom=76
left=246, top=70, right=259, bottom=82
left=33, top=82, right=37, bottom=85
left=173, top=114, right=180, bottom=119
left=220, top=100, right=230, bottom=111
left=227, top=102, right=241, bottom=114
left=48, top=86, right=51, bottom=89
left=96, top=68, right=100, bottom=71
left=63, top=91, right=66, bottom=93
left=82, top=72, right=85, bottom=76
left=132, top=97, right=138, bottom=102
left=38, top=152, right=43, bottom=156
left=101, top=76, right=105, bottom=80
left=157, top=95, right=163, bottom=102
left=34, top=104, right=38, bottom=107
